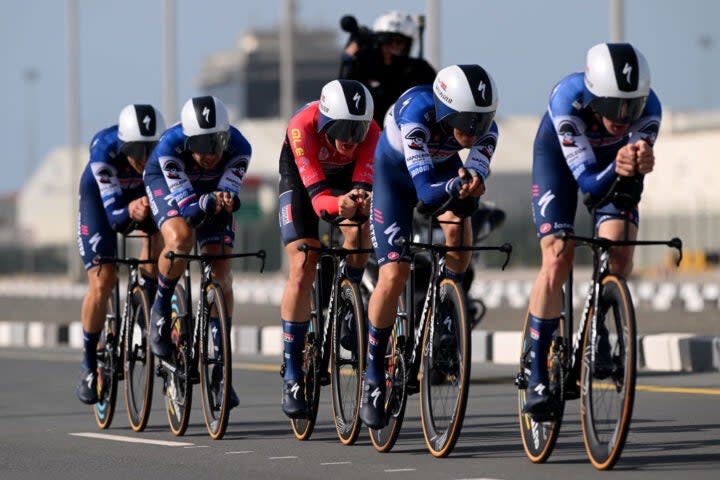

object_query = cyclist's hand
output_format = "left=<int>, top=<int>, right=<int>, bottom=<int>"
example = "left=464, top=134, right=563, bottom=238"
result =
left=635, top=140, right=655, bottom=175
left=338, top=192, right=358, bottom=219
left=350, top=188, right=371, bottom=216
left=457, top=168, right=485, bottom=199
left=216, top=191, right=234, bottom=213
left=615, top=144, right=638, bottom=177
left=128, top=197, right=150, bottom=222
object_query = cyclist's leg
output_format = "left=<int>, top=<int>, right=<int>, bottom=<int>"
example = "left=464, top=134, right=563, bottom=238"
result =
left=77, top=176, right=118, bottom=403
left=524, top=120, right=577, bottom=415
left=138, top=225, right=163, bottom=304
left=596, top=212, right=639, bottom=277
left=278, top=159, right=321, bottom=417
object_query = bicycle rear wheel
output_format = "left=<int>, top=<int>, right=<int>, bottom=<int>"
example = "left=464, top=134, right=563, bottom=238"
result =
left=290, top=286, right=321, bottom=440
left=581, top=274, right=636, bottom=470
left=94, top=295, right=119, bottom=429
left=164, top=283, right=193, bottom=436
left=419, top=279, right=470, bottom=457
left=369, top=295, right=408, bottom=453
left=199, top=283, right=232, bottom=440
left=124, top=286, right=154, bottom=432
left=517, top=310, right=566, bottom=463
left=330, top=279, right=365, bottom=445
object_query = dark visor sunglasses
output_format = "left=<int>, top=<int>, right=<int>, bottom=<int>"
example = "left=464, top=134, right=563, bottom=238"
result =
left=120, top=141, right=158, bottom=161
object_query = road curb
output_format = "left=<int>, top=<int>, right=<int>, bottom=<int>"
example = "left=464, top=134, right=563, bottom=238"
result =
left=2, top=320, right=718, bottom=373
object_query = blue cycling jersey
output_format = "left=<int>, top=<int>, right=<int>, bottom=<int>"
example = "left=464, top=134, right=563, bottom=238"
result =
left=144, top=124, right=252, bottom=227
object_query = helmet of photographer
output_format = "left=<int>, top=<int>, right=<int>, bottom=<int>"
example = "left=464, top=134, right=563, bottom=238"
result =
left=433, top=64, right=498, bottom=137
left=181, top=95, right=230, bottom=155
left=118, top=104, right=166, bottom=160
left=317, top=79, right=374, bottom=144
left=373, top=11, right=416, bottom=54
left=584, top=43, right=650, bottom=123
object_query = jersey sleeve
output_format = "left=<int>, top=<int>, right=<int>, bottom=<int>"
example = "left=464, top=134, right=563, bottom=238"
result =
left=217, top=128, right=252, bottom=203
left=88, top=135, right=131, bottom=232
left=156, top=154, right=203, bottom=224
left=398, top=121, right=450, bottom=207
left=464, top=122, right=498, bottom=181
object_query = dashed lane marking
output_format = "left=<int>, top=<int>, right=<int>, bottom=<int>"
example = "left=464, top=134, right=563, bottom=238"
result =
left=70, top=432, right=194, bottom=447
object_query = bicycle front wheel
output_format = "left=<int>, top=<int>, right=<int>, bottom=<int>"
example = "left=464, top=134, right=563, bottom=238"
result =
left=199, top=282, right=232, bottom=440
left=581, top=274, right=637, bottom=470
left=164, top=283, right=192, bottom=436
left=369, top=294, right=408, bottom=453
left=124, top=286, right=154, bottom=432
left=419, top=279, right=470, bottom=457
left=517, top=310, right=565, bottom=463
left=94, top=294, right=119, bottom=429
left=291, top=285, right=321, bottom=440
left=330, top=279, right=366, bottom=445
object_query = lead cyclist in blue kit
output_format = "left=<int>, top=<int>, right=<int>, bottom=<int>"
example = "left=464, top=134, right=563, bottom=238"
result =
left=360, top=64, right=499, bottom=428
left=523, top=43, right=661, bottom=418
left=143, top=96, right=252, bottom=410
left=76, top=104, right=165, bottom=404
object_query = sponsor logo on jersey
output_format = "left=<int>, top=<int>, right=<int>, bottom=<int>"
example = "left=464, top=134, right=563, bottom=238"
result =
left=163, top=160, right=181, bottom=179
left=405, top=128, right=427, bottom=150
left=638, top=121, right=659, bottom=145
left=95, top=167, right=113, bottom=184
left=388, top=251, right=400, bottom=261
left=540, top=223, right=552, bottom=234
left=558, top=120, right=580, bottom=147
left=538, top=190, right=555, bottom=218
left=478, top=135, right=497, bottom=158
left=167, top=209, right=178, bottom=217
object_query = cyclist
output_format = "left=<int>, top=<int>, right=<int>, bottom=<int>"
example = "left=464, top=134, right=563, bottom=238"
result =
left=144, top=95, right=251, bottom=410
left=360, top=64, right=499, bottom=428
left=76, top=104, right=165, bottom=404
left=278, top=79, right=380, bottom=418
left=340, top=10, right=436, bottom=127
left=523, top=43, right=661, bottom=418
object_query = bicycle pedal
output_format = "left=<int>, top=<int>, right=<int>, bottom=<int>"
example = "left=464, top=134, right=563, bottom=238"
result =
left=514, top=372, right=528, bottom=390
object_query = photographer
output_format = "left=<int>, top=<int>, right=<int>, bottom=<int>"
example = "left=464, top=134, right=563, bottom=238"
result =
left=340, top=11, right=436, bottom=127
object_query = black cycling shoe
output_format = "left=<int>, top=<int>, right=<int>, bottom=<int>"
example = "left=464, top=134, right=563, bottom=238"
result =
left=282, top=378, right=308, bottom=419
left=359, top=375, right=386, bottom=429
left=522, top=382, right=556, bottom=420
left=593, top=324, right=614, bottom=379
left=150, top=307, right=173, bottom=358
left=76, top=368, right=99, bottom=405
left=211, top=364, right=240, bottom=410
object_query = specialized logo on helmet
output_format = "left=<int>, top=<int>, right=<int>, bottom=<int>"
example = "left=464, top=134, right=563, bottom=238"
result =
left=353, top=92, right=361, bottom=110
left=477, top=81, right=486, bottom=100
left=202, top=107, right=210, bottom=123
left=622, top=62, right=632, bottom=85
left=193, top=96, right=216, bottom=128
left=142, top=115, right=151, bottom=132
left=134, top=104, right=157, bottom=136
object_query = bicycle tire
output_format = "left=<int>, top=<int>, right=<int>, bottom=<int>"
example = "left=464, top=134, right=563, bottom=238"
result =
left=330, top=279, right=366, bottom=445
left=164, top=283, right=193, bottom=436
left=199, top=282, right=232, bottom=440
left=517, top=310, right=566, bottom=463
left=290, top=286, right=322, bottom=440
left=369, top=294, right=408, bottom=453
left=124, top=286, right=154, bottom=432
left=94, top=294, right=119, bottom=429
left=419, top=279, right=470, bottom=457
left=580, top=274, right=636, bottom=470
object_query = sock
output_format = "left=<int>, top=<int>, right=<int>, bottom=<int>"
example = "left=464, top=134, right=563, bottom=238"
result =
left=153, top=272, right=179, bottom=316
left=81, top=330, right=101, bottom=371
left=141, top=274, right=158, bottom=303
left=345, top=265, right=365, bottom=283
left=282, top=319, right=309, bottom=380
left=366, top=323, right=392, bottom=384
left=442, top=267, right=465, bottom=284
left=527, top=314, right=560, bottom=387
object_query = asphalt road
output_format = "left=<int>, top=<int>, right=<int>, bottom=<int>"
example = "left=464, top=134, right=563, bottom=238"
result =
left=1, top=348, right=719, bottom=480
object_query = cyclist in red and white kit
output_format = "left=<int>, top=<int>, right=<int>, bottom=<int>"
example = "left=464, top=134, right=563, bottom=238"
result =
left=277, top=79, right=380, bottom=418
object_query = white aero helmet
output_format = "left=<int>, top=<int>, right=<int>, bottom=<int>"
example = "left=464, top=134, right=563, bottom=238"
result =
left=181, top=95, right=230, bottom=154
left=317, top=79, right=374, bottom=143
left=433, top=64, right=498, bottom=136
left=117, top=104, right=165, bottom=160
left=584, top=43, right=650, bottom=123
left=373, top=10, right=416, bottom=52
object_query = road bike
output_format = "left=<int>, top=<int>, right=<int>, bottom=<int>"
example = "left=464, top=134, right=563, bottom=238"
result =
left=515, top=179, right=682, bottom=469
left=369, top=201, right=512, bottom=457
left=157, top=246, right=265, bottom=440
left=94, top=230, right=155, bottom=431
left=288, top=212, right=372, bottom=444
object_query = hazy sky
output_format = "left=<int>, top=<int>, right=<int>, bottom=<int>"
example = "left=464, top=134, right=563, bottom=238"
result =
left=1, top=0, right=718, bottom=194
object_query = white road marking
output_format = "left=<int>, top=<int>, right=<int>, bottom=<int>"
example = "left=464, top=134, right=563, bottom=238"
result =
left=183, top=445, right=209, bottom=449
left=268, top=456, right=297, bottom=460
left=320, top=461, right=351, bottom=465
left=225, top=451, right=254, bottom=455
left=385, top=468, right=416, bottom=472
left=70, top=432, right=193, bottom=447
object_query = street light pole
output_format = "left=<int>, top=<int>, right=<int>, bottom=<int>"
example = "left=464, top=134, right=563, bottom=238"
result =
left=67, top=0, right=81, bottom=280
left=23, top=68, right=39, bottom=273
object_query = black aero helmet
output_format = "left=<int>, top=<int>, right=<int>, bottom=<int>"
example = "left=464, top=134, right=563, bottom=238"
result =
left=317, top=79, right=374, bottom=144
left=584, top=43, right=650, bottom=123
